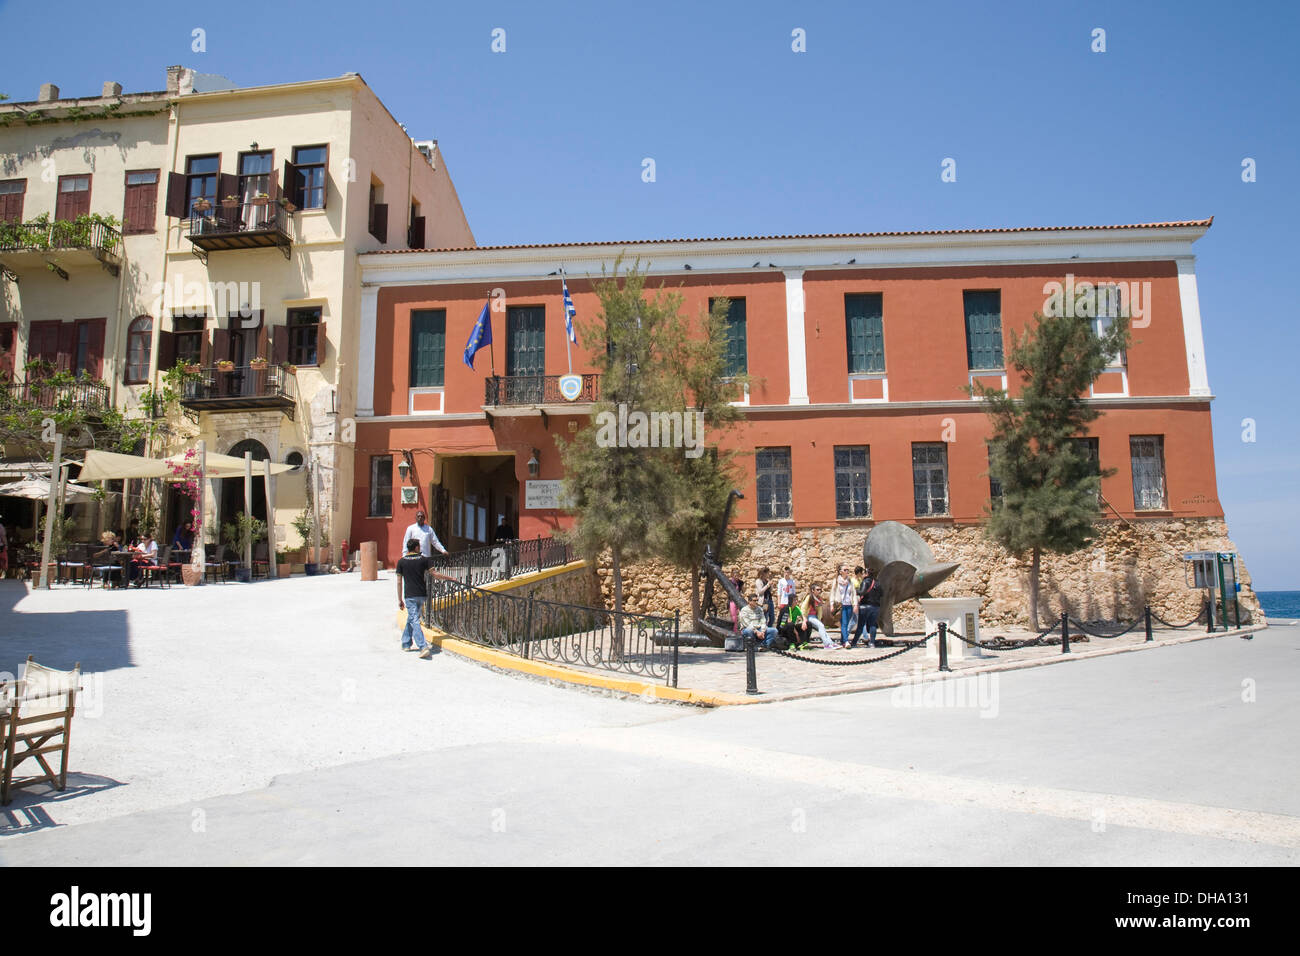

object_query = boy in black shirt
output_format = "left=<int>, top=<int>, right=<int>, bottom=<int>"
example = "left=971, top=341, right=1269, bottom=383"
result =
left=395, top=539, right=434, bottom=658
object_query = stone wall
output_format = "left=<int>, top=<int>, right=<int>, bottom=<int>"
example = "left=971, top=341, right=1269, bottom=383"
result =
left=593, top=518, right=1260, bottom=631
left=498, top=562, right=602, bottom=608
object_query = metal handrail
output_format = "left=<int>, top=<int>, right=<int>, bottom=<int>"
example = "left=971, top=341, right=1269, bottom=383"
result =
left=484, top=373, right=601, bottom=406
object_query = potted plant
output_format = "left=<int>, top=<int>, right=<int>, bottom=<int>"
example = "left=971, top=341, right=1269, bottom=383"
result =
left=277, top=195, right=298, bottom=212
left=192, top=198, right=212, bottom=214
left=276, top=549, right=292, bottom=578
left=280, top=361, right=297, bottom=375
left=249, top=192, right=270, bottom=206
left=216, top=359, right=235, bottom=372
left=249, top=356, right=268, bottom=370
left=221, top=194, right=240, bottom=210
left=222, top=513, right=267, bottom=583
left=184, top=362, right=201, bottom=374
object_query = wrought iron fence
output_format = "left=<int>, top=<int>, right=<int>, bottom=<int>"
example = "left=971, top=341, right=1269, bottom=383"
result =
left=0, top=379, right=110, bottom=413
left=181, top=364, right=294, bottom=401
left=0, top=218, right=123, bottom=258
left=424, top=571, right=678, bottom=686
left=425, top=535, right=572, bottom=588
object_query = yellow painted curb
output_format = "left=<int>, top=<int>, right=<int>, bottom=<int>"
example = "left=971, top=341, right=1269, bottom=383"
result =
left=420, top=623, right=753, bottom=707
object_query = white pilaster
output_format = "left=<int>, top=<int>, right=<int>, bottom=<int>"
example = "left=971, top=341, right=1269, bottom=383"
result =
left=357, top=285, right=379, bottom=417
left=784, top=269, right=810, bottom=405
left=1176, top=257, right=1211, bottom=396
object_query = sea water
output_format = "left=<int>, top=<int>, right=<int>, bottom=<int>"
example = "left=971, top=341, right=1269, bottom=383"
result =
left=1257, top=591, right=1300, bottom=619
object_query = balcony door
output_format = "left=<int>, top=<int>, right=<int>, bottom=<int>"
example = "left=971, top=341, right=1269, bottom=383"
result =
left=505, top=306, right=545, bottom=404
left=238, top=151, right=273, bottom=229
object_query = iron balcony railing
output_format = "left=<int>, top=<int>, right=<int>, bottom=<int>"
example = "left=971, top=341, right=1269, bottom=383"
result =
left=179, top=364, right=296, bottom=416
left=424, top=571, right=679, bottom=686
left=0, top=218, right=124, bottom=258
left=0, top=379, right=110, bottom=413
left=425, top=536, right=572, bottom=588
left=186, top=200, right=289, bottom=239
left=484, top=373, right=600, bottom=407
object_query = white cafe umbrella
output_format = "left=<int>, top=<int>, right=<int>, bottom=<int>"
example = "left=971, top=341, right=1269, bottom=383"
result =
left=0, top=476, right=97, bottom=501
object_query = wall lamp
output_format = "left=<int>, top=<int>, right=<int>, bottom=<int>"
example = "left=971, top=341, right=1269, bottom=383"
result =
left=526, top=448, right=541, bottom=478
left=397, top=450, right=414, bottom=482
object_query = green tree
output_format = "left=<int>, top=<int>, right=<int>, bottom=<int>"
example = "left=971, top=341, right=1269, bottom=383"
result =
left=974, top=310, right=1130, bottom=629
left=557, top=261, right=746, bottom=627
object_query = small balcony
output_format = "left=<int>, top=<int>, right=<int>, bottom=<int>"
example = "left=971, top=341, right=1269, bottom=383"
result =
left=483, top=374, right=601, bottom=423
left=184, top=200, right=292, bottom=264
left=1, top=378, right=110, bottom=414
left=0, top=218, right=123, bottom=279
left=179, top=364, right=296, bottom=419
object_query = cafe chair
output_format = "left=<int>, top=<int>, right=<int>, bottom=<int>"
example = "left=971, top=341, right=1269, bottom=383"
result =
left=1, top=656, right=81, bottom=805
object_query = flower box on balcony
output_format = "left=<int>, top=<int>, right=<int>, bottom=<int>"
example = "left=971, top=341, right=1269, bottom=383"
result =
left=183, top=363, right=201, bottom=375
left=248, top=195, right=270, bottom=207
left=192, top=199, right=213, bottom=213
left=221, top=196, right=240, bottom=210
left=281, top=362, right=297, bottom=375
left=249, top=357, right=268, bottom=370
left=215, top=360, right=235, bottom=372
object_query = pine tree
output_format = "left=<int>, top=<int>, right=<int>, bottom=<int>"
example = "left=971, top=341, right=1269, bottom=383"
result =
left=974, top=310, right=1130, bottom=629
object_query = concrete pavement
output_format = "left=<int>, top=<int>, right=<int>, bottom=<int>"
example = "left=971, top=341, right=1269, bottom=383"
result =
left=2, top=570, right=1295, bottom=864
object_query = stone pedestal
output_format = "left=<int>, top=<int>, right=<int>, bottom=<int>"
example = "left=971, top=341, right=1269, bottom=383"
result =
left=919, top=597, right=983, bottom=661
left=360, top=541, right=378, bottom=582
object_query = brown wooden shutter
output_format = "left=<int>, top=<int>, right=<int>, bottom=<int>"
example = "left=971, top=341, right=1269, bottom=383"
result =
left=271, top=325, right=289, bottom=366
left=219, top=173, right=238, bottom=213
left=84, top=318, right=106, bottom=379
left=408, top=216, right=426, bottom=249
left=372, top=203, right=388, bottom=243
left=199, top=320, right=212, bottom=367
left=212, top=326, right=230, bottom=363
left=56, top=323, right=76, bottom=372
left=255, top=313, right=268, bottom=359
left=0, top=184, right=25, bottom=223
left=268, top=168, right=279, bottom=203
left=282, top=160, right=302, bottom=209
left=164, top=173, right=188, bottom=217
left=158, top=330, right=176, bottom=372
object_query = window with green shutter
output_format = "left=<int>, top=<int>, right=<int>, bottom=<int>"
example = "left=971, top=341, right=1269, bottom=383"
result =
left=710, top=297, right=747, bottom=377
left=845, top=294, right=885, bottom=373
left=409, top=309, right=446, bottom=387
left=964, top=290, right=1003, bottom=370
left=506, top=306, right=546, bottom=377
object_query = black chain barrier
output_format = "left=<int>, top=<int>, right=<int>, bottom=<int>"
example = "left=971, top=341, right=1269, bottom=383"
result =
left=1067, top=615, right=1145, bottom=639
left=1151, top=607, right=1207, bottom=629
left=945, top=630, right=1074, bottom=652
left=766, top=632, right=935, bottom=666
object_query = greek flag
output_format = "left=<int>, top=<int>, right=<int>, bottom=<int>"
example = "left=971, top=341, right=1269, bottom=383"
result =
left=463, top=299, right=492, bottom=369
left=562, top=276, right=578, bottom=344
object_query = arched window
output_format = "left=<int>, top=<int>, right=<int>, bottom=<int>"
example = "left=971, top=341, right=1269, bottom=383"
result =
left=125, top=315, right=153, bottom=384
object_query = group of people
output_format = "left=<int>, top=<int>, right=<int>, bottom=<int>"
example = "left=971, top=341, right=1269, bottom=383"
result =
left=92, top=529, right=160, bottom=587
left=736, top=564, right=883, bottom=652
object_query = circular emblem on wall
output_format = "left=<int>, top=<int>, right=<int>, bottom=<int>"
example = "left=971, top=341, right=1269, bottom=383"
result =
left=557, top=374, right=582, bottom=401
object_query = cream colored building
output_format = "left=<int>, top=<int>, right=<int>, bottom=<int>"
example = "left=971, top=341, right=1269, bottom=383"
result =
left=1, top=66, right=474, bottom=561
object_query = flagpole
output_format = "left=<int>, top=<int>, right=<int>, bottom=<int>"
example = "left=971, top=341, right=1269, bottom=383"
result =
left=562, top=268, right=573, bottom=375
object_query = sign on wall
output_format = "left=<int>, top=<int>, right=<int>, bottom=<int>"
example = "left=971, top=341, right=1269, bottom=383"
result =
left=400, top=486, right=418, bottom=505
left=524, top=479, right=572, bottom=510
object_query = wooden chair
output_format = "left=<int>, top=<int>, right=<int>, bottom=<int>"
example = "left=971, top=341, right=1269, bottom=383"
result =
left=1, top=656, right=80, bottom=805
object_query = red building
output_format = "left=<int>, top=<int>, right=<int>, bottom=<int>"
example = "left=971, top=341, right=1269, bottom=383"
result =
left=350, top=220, right=1224, bottom=591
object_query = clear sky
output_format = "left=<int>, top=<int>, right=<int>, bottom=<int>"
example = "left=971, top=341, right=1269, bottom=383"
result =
left=3, top=0, right=1297, bottom=587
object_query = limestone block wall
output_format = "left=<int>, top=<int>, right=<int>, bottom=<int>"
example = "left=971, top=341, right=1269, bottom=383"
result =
left=594, top=518, right=1259, bottom=631
left=496, top=563, right=603, bottom=609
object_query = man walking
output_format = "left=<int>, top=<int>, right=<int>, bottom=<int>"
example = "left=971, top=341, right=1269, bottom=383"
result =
left=395, top=539, right=435, bottom=658
left=402, top=509, right=448, bottom=558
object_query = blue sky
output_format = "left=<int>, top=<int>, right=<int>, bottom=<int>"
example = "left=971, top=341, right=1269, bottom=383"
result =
left=4, top=0, right=1297, bottom=587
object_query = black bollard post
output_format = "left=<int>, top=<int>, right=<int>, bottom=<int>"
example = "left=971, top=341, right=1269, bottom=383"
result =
left=745, top=633, right=759, bottom=695
left=937, top=621, right=951, bottom=673
left=1061, top=611, right=1070, bottom=654
left=672, top=610, right=680, bottom=690
left=1205, top=598, right=1214, bottom=634
left=1144, top=605, right=1153, bottom=642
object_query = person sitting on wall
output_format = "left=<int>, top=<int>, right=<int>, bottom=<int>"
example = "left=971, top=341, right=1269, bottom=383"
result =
left=796, top=583, right=835, bottom=650
left=739, top=593, right=781, bottom=650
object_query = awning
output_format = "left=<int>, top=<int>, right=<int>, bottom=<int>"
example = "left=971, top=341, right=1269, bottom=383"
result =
left=0, top=476, right=98, bottom=501
left=78, top=449, right=297, bottom=482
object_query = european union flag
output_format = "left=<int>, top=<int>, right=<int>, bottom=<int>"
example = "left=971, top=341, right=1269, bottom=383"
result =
left=562, top=277, right=578, bottom=344
left=463, top=299, right=492, bottom=369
